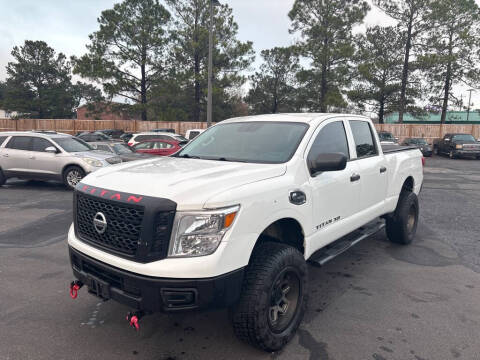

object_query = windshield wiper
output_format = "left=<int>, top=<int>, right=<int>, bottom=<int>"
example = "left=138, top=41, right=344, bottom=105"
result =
left=213, top=157, right=247, bottom=163
left=178, top=154, right=201, bottom=159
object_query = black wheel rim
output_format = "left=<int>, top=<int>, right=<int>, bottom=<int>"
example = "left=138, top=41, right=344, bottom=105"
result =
left=268, top=267, right=301, bottom=334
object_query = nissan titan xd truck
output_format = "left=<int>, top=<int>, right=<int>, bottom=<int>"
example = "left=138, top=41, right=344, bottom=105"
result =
left=68, top=114, right=424, bottom=351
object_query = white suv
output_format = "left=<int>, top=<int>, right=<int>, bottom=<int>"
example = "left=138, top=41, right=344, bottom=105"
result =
left=0, top=131, right=121, bottom=189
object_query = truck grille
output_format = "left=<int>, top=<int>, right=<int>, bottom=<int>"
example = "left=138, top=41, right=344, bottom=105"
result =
left=76, top=193, right=144, bottom=256
left=463, top=144, right=480, bottom=150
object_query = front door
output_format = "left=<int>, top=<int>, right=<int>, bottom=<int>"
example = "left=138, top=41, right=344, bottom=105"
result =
left=307, top=119, right=361, bottom=252
left=28, top=137, right=61, bottom=177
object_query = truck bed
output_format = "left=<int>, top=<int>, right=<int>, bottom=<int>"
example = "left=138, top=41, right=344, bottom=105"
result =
left=381, top=144, right=417, bottom=154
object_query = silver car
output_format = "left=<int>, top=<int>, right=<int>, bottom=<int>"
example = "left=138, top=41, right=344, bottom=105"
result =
left=0, top=131, right=121, bottom=189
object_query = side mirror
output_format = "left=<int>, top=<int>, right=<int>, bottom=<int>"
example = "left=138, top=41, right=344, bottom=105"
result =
left=91, top=144, right=98, bottom=150
left=309, top=153, right=347, bottom=176
left=45, top=146, right=57, bottom=154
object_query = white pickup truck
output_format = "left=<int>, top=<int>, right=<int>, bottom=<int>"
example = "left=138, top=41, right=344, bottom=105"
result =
left=68, top=114, right=424, bottom=351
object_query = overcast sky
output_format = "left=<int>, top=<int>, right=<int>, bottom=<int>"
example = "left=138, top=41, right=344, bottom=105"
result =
left=0, top=0, right=478, bottom=108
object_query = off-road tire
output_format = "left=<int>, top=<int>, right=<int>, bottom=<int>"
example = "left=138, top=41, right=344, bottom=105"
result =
left=232, top=242, right=308, bottom=352
left=0, top=169, right=5, bottom=186
left=386, top=191, right=419, bottom=245
left=63, top=166, right=85, bottom=190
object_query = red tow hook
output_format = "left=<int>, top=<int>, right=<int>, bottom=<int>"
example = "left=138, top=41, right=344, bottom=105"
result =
left=126, top=311, right=145, bottom=331
left=69, top=280, right=83, bottom=299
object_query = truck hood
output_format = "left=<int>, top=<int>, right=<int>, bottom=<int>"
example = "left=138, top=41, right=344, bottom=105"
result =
left=81, top=157, right=286, bottom=210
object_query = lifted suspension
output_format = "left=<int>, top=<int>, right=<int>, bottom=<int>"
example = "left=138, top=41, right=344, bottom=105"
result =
left=69, top=280, right=83, bottom=299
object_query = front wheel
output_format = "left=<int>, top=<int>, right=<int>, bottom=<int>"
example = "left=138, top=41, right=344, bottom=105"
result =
left=386, top=191, right=419, bottom=245
left=449, top=150, right=456, bottom=159
left=232, top=242, right=308, bottom=352
left=63, top=166, right=85, bottom=190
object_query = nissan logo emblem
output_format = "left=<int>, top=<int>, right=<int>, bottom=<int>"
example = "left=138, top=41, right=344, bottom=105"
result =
left=93, top=212, right=107, bottom=234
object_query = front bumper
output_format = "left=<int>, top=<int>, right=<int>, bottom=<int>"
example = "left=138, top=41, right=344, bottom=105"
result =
left=452, top=150, right=480, bottom=157
left=69, top=246, right=244, bottom=312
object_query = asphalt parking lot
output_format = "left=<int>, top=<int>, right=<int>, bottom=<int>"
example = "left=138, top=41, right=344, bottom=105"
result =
left=1, top=155, right=480, bottom=360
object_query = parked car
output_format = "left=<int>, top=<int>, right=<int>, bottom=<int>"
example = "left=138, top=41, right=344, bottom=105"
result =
left=132, top=139, right=184, bottom=156
left=433, top=133, right=480, bottom=159
left=402, top=138, right=432, bottom=157
left=120, top=132, right=134, bottom=143
left=151, top=128, right=175, bottom=134
left=68, top=114, right=424, bottom=352
left=90, top=141, right=153, bottom=162
left=127, top=132, right=188, bottom=146
left=0, top=131, right=121, bottom=189
left=185, top=128, right=205, bottom=140
left=76, top=131, right=112, bottom=142
left=97, top=129, right=124, bottom=139
left=378, top=131, right=398, bottom=144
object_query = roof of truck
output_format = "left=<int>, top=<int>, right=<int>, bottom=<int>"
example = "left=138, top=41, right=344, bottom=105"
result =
left=224, top=113, right=369, bottom=124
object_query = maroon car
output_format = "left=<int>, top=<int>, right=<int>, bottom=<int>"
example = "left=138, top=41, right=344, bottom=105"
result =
left=132, top=139, right=184, bottom=156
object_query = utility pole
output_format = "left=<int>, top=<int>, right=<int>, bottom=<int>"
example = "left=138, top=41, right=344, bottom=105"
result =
left=467, top=89, right=474, bottom=122
left=207, top=0, right=220, bottom=128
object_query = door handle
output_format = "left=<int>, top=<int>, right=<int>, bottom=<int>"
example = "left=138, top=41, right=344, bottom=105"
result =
left=380, top=166, right=387, bottom=173
left=350, top=173, right=361, bottom=182
left=30, top=156, right=36, bottom=160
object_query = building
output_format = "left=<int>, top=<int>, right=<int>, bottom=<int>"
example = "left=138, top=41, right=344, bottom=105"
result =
left=0, top=109, right=18, bottom=119
left=385, top=111, right=480, bottom=124
left=76, top=102, right=140, bottom=121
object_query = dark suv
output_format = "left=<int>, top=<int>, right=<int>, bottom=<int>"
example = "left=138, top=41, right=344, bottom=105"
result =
left=434, top=133, right=480, bottom=159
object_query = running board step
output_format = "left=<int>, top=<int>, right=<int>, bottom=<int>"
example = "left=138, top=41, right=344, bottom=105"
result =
left=308, top=219, right=385, bottom=267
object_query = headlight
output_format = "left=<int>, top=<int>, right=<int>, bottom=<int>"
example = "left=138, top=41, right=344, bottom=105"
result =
left=168, top=205, right=240, bottom=258
left=456, top=144, right=463, bottom=149
left=82, top=157, right=103, bottom=167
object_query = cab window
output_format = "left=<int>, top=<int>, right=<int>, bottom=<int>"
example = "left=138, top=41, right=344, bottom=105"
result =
left=307, top=121, right=350, bottom=167
left=6, top=136, right=32, bottom=151
left=349, top=121, right=377, bottom=158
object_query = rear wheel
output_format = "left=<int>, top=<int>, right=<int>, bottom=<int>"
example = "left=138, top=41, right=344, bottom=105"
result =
left=232, top=242, right=308, bottom=352
left=63, top=166, right=85, bottom=190
left=386, top=191, right=419, bottom=245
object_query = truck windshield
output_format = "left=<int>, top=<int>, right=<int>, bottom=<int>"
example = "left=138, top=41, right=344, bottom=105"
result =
left=452, top=134, right=476, bottom=142
left=177, top=121, right=309, bottom=163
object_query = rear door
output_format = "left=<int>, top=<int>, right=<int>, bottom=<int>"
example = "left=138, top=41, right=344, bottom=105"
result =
left=307, top=119, right=361, bottom=250
left=2, top=136, right=34, bottom=174
left=347, top=120, right=388, bottom=214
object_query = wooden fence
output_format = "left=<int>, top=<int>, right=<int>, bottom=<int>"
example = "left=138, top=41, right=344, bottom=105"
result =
left=374, top=123, right=480, bottom=144
left=0, top=119, right=209, bottom=136
left=1, top=118, right=479, bottom=142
